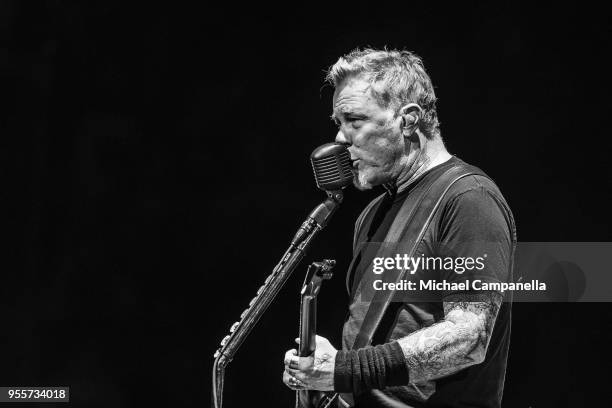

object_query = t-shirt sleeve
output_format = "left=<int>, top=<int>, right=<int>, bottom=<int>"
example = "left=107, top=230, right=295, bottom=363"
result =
left=436, top=186, right=514, bottom=299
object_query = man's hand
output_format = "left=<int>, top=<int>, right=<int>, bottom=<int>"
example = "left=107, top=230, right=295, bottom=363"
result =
left=282, top=335, right=337, bottom=391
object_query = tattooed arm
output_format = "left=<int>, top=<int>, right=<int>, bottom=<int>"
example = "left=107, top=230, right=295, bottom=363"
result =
left=281, top=294, right=502, bottom=391
left=397, top=292, right=502, bottom=383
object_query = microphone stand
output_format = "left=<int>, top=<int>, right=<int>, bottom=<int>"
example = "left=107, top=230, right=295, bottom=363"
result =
left=212, top=190, right=344, bottom=408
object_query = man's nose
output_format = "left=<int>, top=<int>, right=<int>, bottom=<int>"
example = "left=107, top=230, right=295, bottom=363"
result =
left=335, top=129, right=349, bottom=145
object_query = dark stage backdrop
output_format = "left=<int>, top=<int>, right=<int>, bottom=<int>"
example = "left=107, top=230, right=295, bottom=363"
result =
left=3, top=2, right=612, bottom=407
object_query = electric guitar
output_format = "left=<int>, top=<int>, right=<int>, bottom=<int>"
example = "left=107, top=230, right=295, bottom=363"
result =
left=296, top=260, right=351, bottom=408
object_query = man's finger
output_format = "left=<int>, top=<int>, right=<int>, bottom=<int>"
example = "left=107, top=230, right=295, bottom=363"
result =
left=284, top=349, right=298, bottom=366
left=297, top=354, right=314, bottom=370
left=284, top=366, right=306, bottom=380
left=282, top=370, right=305, bottom=390
left=286, top=354, right=300, bottom=369
left=290, top=376, right=306, bottom=389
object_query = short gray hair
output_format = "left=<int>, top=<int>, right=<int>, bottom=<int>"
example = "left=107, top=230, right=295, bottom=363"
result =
left=326, top=48, right=440, bottom=139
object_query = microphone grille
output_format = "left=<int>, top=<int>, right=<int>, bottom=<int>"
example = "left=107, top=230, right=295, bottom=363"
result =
left=310, top=143, right=353, bottom=191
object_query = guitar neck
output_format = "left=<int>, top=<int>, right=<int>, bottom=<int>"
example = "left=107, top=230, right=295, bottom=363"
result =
left=295, top=260, right=337, bottom=408
left=299, top=294, right=317, bottom=357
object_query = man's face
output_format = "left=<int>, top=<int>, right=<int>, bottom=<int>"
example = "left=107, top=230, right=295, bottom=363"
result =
left=332, top=76, right=406, bottom=190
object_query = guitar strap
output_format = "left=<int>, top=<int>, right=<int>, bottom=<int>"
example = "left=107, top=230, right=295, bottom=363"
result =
left=345, top=194, right=386, bottom=296
left=350, top=162, right=487, bottom=350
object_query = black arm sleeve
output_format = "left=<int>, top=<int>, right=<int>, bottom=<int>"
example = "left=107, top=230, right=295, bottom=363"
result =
left=333, top=341, right=408, bottom=394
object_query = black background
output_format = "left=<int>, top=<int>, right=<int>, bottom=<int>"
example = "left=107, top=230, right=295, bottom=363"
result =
left=3, top=1, right=612, bottom=407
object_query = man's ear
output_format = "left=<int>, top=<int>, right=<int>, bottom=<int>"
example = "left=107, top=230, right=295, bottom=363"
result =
left=399, top=103, right=423, bottom=137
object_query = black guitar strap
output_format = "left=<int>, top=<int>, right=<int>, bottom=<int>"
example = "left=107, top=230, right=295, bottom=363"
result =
left=350, top=163, right=487, bottom=350
left=345, top=194, right=386, bottom=296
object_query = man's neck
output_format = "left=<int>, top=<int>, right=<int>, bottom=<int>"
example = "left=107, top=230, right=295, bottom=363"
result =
left=393, top=136, right=452, bottom=194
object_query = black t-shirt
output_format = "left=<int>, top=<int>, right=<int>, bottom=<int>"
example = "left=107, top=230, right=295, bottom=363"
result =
left=342, top=156, right=516, bottom=408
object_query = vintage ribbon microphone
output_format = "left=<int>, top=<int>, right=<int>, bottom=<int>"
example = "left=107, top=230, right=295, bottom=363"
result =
left=212, top=143, right=353, bottom=408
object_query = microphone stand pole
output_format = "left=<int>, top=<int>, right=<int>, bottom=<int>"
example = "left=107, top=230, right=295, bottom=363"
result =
left=212, top=190, right=344, bottom=408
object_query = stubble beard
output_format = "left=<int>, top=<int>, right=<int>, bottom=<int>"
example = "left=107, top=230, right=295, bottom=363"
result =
left=353, top=163, right=396, bottom=191
left=354, top=169, right=373, bottom=190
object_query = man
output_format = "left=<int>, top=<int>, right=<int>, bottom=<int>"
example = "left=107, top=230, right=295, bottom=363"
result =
left=282, top=48, right=516, bottom=408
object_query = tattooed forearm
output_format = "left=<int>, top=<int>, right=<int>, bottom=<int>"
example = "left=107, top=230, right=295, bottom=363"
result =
left=397, top=292, right=502, bottom=383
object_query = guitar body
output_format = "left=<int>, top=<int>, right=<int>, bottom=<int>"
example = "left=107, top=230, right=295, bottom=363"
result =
left=296, top=391, right=352, bottom=408
left=296, top=390, right=324, bottom=408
